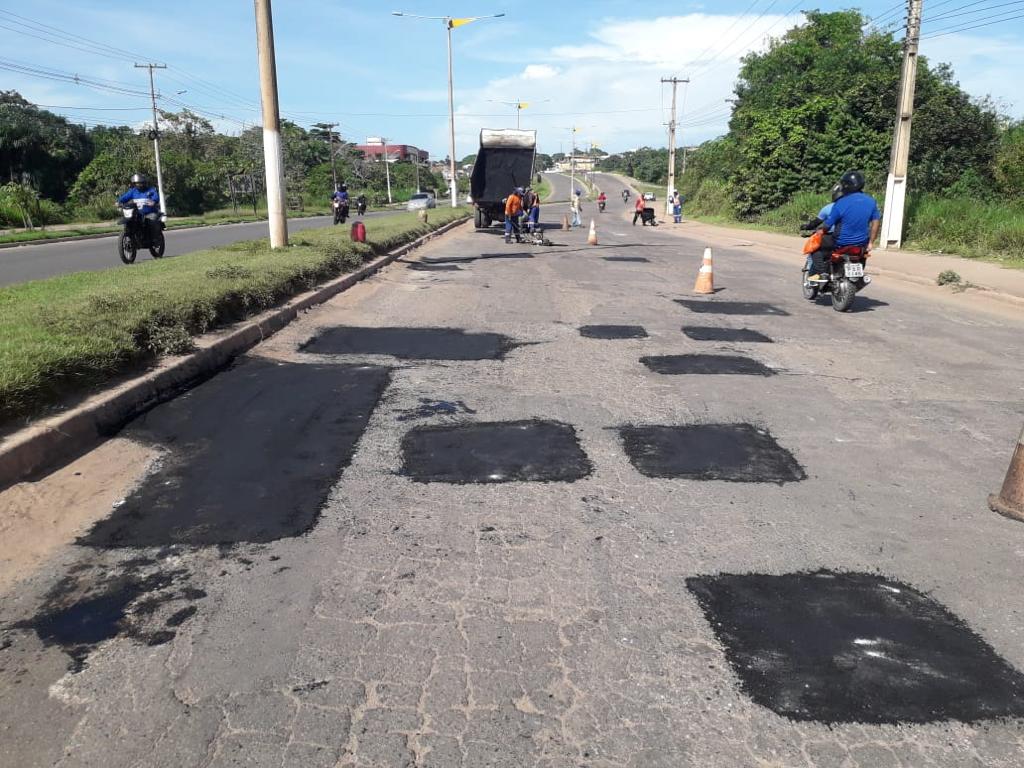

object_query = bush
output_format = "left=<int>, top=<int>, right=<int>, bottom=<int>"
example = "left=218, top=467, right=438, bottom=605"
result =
left=936, top=270, right=961, bottom=286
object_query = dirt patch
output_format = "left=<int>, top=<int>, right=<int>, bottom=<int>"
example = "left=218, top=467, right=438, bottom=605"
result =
left=675, top=299, right=789, bottom=316
left=0, top=438, right=156, bottom=592
left=682, top=327, right=773, bottom=343
left=618, top=424, right=805, bottom=483
left=579, top=325, right=648, bottom=340
left=640, top=354, right=774, bottom=376
left=401, top=420, right=593, bottom=484
left=80, top=359, right=392, bottom=547
left=686, top=570, right=1024, bottom=724
left=302, top=326, right=520, bottom=361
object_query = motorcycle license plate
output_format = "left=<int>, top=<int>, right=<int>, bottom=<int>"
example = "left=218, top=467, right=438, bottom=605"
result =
left=845, top=263, right=865, bottom=278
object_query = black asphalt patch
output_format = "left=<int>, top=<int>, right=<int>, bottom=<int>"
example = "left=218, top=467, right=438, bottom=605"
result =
left=579, top=325, right=648, bottom=339
left=396, top=398, right=477, bottom=422
left=686, top=570, right=1024, bottom=724
left=640, top=354, right=774, bottom=376
left=401, top=420, right=593, bottom=483
left=682, top=326, right=773, bottom=343
left=80, top=359, right=391, bottom=547
left=302, top=326, right=518, bottom=360
left=11, top=565, right=199, bottom=672
left=407, top=262, right=461, bottom=271
left=603, top=256, right=650, bottom=263
left=675, top=299, right=789, bottom=316
left=618, top=423, right=805, bottom=483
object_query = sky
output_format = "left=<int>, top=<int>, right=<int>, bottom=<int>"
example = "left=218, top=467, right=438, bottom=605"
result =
left=2, top=1, right=1022, bottom=161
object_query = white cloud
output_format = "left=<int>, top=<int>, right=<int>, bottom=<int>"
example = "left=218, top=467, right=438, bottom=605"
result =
left=919, top=33, right=1024, bottom=117
left=440, top=12, right=801, bottom=157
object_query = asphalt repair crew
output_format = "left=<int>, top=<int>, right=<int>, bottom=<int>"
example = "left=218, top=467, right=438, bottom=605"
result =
left=504, top=186, right=524, bottom=243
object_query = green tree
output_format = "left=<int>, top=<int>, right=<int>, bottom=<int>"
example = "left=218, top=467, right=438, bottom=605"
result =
left=993, top=123, right=1024, bottom=197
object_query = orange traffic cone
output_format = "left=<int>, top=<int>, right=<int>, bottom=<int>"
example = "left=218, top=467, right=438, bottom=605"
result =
left=587, top=220, right=598, bottom=245
left=990, top=423, right=1024, bottom=522
left=694, top=247, right=714, bottom=294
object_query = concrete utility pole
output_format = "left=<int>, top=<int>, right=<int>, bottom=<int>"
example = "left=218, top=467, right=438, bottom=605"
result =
left=135, top=62, right=168, bottom=216
left=315, top=122, right=339, bottom=189
left=254, top=0, right=288, bottom=248
left=880, top=0, right=924, bottom=250
left=381, top=138, right=393, bottom=204
left=661, top=76, right=688, bottom=217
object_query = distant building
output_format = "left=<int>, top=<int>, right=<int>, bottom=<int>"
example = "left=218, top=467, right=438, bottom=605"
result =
left=358, top=137, right=429, bottom=163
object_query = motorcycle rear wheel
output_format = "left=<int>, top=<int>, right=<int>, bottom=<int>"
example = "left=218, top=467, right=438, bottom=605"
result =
left=801, top=269, right=818, bottom=300
left=832, top=278, right=856, bottom=312
left=119, top=232, right=137, bottom=264
left=149, top=229, right=165, bottom=258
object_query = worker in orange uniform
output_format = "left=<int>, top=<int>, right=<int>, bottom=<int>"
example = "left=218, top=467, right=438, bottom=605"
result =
left=504, top=186, right=524, bottom=243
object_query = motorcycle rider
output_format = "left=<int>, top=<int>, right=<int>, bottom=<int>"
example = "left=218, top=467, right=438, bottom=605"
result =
left=815, top=170, right=881, bottom=278
left=597, top=191, right=607, bottom=212
left=331, top=183, right=350, bottom=223
left=504, top=186, right=524, bottom=243
left=117, top=173, right=161, bottom=241
left=800, top=182, right=843, bottom=281
left=621, top=189, right=630, bottom=204
left=356, top=193, right=368, bottom=215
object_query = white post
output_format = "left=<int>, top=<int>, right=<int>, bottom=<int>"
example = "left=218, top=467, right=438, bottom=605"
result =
left=382, top=138, right=393, bottom=204
left=446, top=21, right=458, bottom=208
left=880, top=0, right=924, bottom=250
left=254, top=0, right=287, bottom=248
left=136, top=63, right=168, bottom=216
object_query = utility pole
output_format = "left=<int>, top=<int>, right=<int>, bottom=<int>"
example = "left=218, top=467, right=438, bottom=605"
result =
left=253, top=0, right=287, bottom=248
left=315, top=122, right=339, bottom=188
left=880, top=0, right=924, bottom=250
left=661, top=76, right=688, bottom=217
left=135, top=62, right=167, bottom=217
left=381, top=138, right=393, bottom=204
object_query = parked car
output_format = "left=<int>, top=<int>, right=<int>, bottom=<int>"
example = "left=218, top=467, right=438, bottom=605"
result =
left=643, top=192, right=657, bottom=201
left=407, top=192, right=437, bottom=210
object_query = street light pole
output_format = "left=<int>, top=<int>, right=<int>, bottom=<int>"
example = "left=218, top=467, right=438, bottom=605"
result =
left=392, top=11, right=505, bottom=208
left=135, top=62, right=167, bottom=216
left=315, top=122, right=340, bottom=188
left=381, top=138, right=393, bottom=204
left=254, top=0, right=287, bottom=248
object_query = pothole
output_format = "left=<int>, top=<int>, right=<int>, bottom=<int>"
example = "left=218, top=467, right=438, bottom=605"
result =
left=302, top=326, right=519, bottom=360
left=401, top=420, right=593, bottom=483
left=687, top=570, right=1024, bottom=724
left=682, top=326, right=773, bottom=343
left=675, top=299, right=789, bottom=316
left=618, top=423, right=804, bottom=483
left=579, top=325, right=648, bottom=339
left=640, top=354, right=774, bottom=375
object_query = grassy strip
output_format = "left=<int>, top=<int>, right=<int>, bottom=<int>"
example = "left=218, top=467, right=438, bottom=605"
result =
left=535, top=178, right=552, bottom=202
left=0, top=208, right=468, bottom=424
left=0, top=207, right=332, bottom=245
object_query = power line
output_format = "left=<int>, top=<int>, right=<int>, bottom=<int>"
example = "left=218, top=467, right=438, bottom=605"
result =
left=922, top=0, right=1024, bottom=25
left=921, top=8, right=1024, bottom=35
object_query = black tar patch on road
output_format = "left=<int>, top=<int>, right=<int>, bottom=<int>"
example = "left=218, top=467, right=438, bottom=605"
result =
left=401, top=420, right=593, bottom=484
left=603, top=256, right=650, bottom=263
left=640, top=354, right=774, bottom=376
left=407, top=262, right=462, bottom=271
left=579, top=325, right=648, bottom=339
left=675, top=299, right=789, bottom=316
left=686, top=570, right=1024, bottom=724
left=619, top=423, right=805, bottom=483
left=81, top=359, right=391, bottom=547
left=11, top=565, right=201, bottom=672
left=303, top=326, right=519, bottom=360
left=682, top=326, right=773, bottom=343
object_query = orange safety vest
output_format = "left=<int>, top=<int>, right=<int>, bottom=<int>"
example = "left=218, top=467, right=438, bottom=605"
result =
left=505, top=194, right=523, bottom=216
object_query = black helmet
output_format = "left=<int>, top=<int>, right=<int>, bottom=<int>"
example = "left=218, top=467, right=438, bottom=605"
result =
left=830, top=183, right=843, bottom=202
left=839, top=170, right=865, bottom=194
left=340, top=183, right=348, bottom=192
left=130, top=173, right=148, bottom=188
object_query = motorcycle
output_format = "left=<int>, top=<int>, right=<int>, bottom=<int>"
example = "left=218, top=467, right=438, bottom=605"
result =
left=118, top=199, right=165, bottom=264
left=598, top=200, right=607, bottom=212
left=801, top=237, right=872, bottom=312
left=356, top=198, right=367, bottom=216
left=332, top=198, right=350, bottom=225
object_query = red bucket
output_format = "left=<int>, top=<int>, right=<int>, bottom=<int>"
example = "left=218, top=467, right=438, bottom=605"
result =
left=350, top=221, right=366, bottom=243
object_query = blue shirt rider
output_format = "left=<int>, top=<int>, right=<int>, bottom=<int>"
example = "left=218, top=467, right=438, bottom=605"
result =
left=331, top=184, right=349, bottom=204
left=821, top=171, right=881, bottom=248
left=118, top=173, right=160, bottom=217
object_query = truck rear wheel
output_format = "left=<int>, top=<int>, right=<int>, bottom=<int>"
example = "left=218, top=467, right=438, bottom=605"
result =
left=474, top=207, right=485, bottom=229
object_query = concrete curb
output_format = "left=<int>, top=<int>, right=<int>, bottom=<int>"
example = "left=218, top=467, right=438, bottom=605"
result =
left=0, top=215, right=470, bottom=490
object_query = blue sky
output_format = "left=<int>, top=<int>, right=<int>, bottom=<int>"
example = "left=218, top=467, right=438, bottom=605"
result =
left=3, top=1, right=1022, bottom=160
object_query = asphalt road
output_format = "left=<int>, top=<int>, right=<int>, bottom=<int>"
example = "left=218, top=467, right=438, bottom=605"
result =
left=2, top=202, right=1024, bottom=766
left=0, top=210, right=399, bottom=287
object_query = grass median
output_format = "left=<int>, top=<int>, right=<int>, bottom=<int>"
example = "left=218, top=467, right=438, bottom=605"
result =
left=0, top=208, right=469, bottom=425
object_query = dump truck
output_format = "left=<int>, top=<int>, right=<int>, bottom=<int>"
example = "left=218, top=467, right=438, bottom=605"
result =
left=469, top=128, right=537, bottom=229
